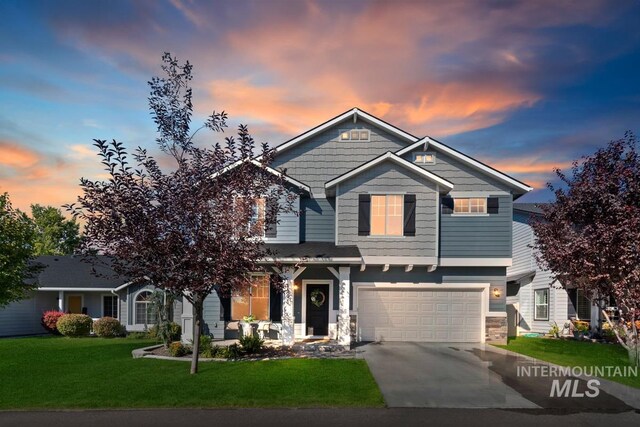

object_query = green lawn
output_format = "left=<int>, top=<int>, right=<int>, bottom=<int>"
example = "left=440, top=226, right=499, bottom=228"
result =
left=496, top=337, right=639, bottom=389
left=0, top=337, right=383, bottom=409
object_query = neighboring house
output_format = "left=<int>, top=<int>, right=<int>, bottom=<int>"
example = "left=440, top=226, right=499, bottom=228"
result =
left=0, top=256, right=182, bottom=337
left=506, top=203, right=599, bottom=337
left=183, top=108, right=533, bottom=346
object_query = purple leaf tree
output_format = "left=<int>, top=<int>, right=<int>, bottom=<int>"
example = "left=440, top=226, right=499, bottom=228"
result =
left=67, top=53, right=296, bottom=374
left=532, top=133, right=640, bottom=366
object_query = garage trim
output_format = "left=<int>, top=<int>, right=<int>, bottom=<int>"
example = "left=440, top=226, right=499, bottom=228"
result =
left=353, top=282, right=490, bottom=343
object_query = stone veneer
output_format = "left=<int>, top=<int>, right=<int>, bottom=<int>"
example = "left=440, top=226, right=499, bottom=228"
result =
left=485, top=316, right=507, bottom=345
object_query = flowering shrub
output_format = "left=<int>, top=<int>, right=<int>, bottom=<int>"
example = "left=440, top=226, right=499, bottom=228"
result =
left=169, top=341, right=189, bottom=357
left=56, top=314, right=93, bottom=337
left=41, top=310, right=65, bottom=334
left=93, top=317, right=126, bottom=337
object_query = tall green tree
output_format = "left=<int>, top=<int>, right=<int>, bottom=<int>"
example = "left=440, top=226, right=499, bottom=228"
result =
left=30, top=204, right=80, bottom=255
left=0, top=193, right=40, bottom=307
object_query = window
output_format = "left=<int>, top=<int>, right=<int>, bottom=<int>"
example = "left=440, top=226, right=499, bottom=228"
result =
left=340, top=129, right=370, bottom=141
left=103, top=295, right=118, bottom=319
left=413, top=152, right=436, bottom=164
left=534, top=289, right=549, bottom=320
left=453, top=197, right=487, bottom=214
left=232, top=275, right=270, bottom=320
left=248, top=198, right=265, bottom=236
left=371, top=195, right=403, bottom=236
left=576, top=290, right=591, bottom=320
left=135, top=291, right=155, bottom=325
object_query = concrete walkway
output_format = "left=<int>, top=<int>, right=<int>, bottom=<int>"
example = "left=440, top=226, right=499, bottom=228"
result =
left=357, top=342, right=636, bottom=410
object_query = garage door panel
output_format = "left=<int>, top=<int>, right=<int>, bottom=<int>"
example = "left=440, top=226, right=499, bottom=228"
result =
left=358, top=288, right=483, bottom=343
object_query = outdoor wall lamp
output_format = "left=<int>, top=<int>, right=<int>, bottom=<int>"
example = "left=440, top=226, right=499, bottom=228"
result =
left=493, top=288, right=501, bottom=298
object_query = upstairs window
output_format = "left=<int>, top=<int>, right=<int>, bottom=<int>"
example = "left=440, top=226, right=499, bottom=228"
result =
left=248, top=198, right=266, bottom=236
left=453, top=197, right=487, bottom=214
left=413, top=152, right=436, bottom=164
left=340, top=129, right=370, bottom=141
left=371, top=195, right=403, bottom=236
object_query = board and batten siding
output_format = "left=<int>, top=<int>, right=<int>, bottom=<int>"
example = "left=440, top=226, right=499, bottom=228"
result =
left=271, top=119, right=408, bottom=196
left=300, top=197, right=335, bottom=242
left=336, top=161, right=437, bottom=257
left=264, top=193, right=300, bottom=244
left=440, top=195, right=513, bottom=258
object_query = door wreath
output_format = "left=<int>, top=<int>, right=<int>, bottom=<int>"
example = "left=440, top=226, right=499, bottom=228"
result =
left=310, top=289, right=326, bottom=307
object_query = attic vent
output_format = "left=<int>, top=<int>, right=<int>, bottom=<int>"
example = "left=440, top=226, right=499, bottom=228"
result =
left=340, top=129, right=370, bottom=142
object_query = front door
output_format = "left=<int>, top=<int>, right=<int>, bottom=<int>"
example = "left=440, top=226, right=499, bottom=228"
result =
left=306, top=284, right=329, bottom=336
left=67, top=295, right=82, bottom=314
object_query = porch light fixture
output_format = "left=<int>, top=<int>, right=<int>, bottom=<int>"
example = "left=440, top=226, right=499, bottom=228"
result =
left=493, top=288, right=501, bottom=298
left=293, top=284, right=300, bottom=290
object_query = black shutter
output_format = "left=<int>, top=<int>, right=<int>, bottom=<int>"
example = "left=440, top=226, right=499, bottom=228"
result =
left=220, top=296, right=231, bottom=321
left=358, top=194, right=371, bottom=236
left=265, top=197, right=278, bottom=238
left=441, top=197, right=454, bottom=214
left=269, top=284, right=282, bottom=321
left=487, top=197, right=499, bottom=214
left=403, top=194, right=416, bottom=236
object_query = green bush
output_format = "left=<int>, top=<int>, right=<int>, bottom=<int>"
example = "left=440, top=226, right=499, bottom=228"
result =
left=199, top=335, right=213, bottom=357
left=56, top=314, right=93, bottom=337
left=126, top=331, right=149, bottom=339
left=239, top=335, right=264, bottom=354
left=149, top=322, right=182, bottom=341
left=93, top=317, right=126, bottom=337
left=168, top=341, right=188, bottom=357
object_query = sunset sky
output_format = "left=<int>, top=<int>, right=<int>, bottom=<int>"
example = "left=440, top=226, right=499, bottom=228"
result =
left=1, top=0, right=639, bottom=212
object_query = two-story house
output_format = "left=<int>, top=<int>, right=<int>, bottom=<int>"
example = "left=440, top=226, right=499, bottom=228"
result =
left=183, top=108, right=532, bottom=346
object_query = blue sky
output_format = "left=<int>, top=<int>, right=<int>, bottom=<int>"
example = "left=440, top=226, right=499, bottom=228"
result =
left=0, top=0, right=639, bottom=211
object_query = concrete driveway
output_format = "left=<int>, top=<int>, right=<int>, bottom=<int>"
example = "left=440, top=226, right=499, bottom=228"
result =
left=357, top=342, right=635, bottom=410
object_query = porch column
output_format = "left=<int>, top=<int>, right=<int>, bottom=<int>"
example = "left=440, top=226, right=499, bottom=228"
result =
left=181, top=295, right=194, bottom=344
left=338, top=266, right=351, bottom=347
left=58, top=290, right=64, bottom=312
left=281, top=267, right=295, bottom=346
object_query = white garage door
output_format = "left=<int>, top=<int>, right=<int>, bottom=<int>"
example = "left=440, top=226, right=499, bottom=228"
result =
left=358, top=288, right=483, bottom=342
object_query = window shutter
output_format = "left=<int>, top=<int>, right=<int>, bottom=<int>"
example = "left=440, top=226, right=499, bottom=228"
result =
left=441, top=197, right=454, bottom=214
left=265, top=198, right=278, bottom=238
left=487, top=197, right=499, bottom=214
left=358, top=194, right=371, bottom=236
left=403, top=194, right=416, bottom=236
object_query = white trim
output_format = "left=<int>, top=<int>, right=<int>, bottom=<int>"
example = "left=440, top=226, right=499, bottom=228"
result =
left=275, top=108, right=418, bottom=156
left=353, top=282, right=490, bottom=344
left=395, top=137, right=533, bottom=193
left=335, top=184, right=340, bottom=244
left=101, top=293, right=119, bottom=319
left=439, top=258, right=512, bottom=267
left=486, top=312, right=508, bottom=318
left=450, top=191, right=510, bottom=197
left=412, top=152, right=436, bottom=165
left=133, top=289, right=155, bottom=326
left=325, top=152, right=454, bottom=191
left=65, top=294, right=84, bottom=314
left=435, top=185, right=439, bottom=259
left=258, top=257, right=362, bottom=264
left=114, top=280, right=136, bottom=292
left=210, top=159, right=311, bottom=193
left=362, top=256, right=438, bottom=266
left=301, top=279, right=333, bottom=339
left=327, top=267, right=340, bottom=279
left=40, top=287, right=117, bottom=292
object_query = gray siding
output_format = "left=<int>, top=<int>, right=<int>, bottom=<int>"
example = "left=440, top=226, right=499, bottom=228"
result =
left=352, top=266, right=507, bottom=312
left=509, top=212, right=535, bottom=273
left=337, top=161, right=438, bottom=257
left=440, top=195, right=512, bottom=258
left=401, top=149, right=513, bottom=192
left=272, top=119, right=408, bottom=196
left=300, top=197, right=335, bottom=242
left=202, top=293, right=224, bottom=339
left=265, top=193, right=300, bottom=244
left=0, top=291, right=58, bottom=336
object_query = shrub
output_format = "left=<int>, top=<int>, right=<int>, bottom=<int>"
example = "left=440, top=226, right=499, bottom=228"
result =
left=41, top=310, right=65, bottom=334
left=149, top=322, right=182, bottom=342
left=93, top=317, right=126, bottom=337
left=169, top=341, right=188, bottom=357
left=239, top=334, right=264, bottom=354
left=227, top=343, right=241, bottom=358
left=56, top=314, right=93, bottom=337
left=126, top=331, right=150, bottom=339
left=199, top=334, right=213, bottom=357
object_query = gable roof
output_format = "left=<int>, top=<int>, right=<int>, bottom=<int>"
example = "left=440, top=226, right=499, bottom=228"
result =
left=324, top=151, right=454, bottom=192
left=273, top=107, right=419, bottom=155
left=31, top=256, right=129, bottom=291
left=395, top=137, right=533, bottom=194
left=513, top=203, right=547, bottom=215
left=211, top=158, right=311, bottom=193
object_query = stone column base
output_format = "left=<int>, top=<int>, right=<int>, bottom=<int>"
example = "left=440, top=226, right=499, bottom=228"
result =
left=485, top=316, right=507, bottom=345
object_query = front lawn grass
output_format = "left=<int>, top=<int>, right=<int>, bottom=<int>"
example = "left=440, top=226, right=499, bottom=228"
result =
left=0, top=337, right=383, bottom=409
left=496, top=337, right=639, bottom=389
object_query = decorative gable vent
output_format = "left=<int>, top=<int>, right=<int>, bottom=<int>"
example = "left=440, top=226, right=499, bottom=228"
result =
left=340, top=129, right=370, bottom=142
